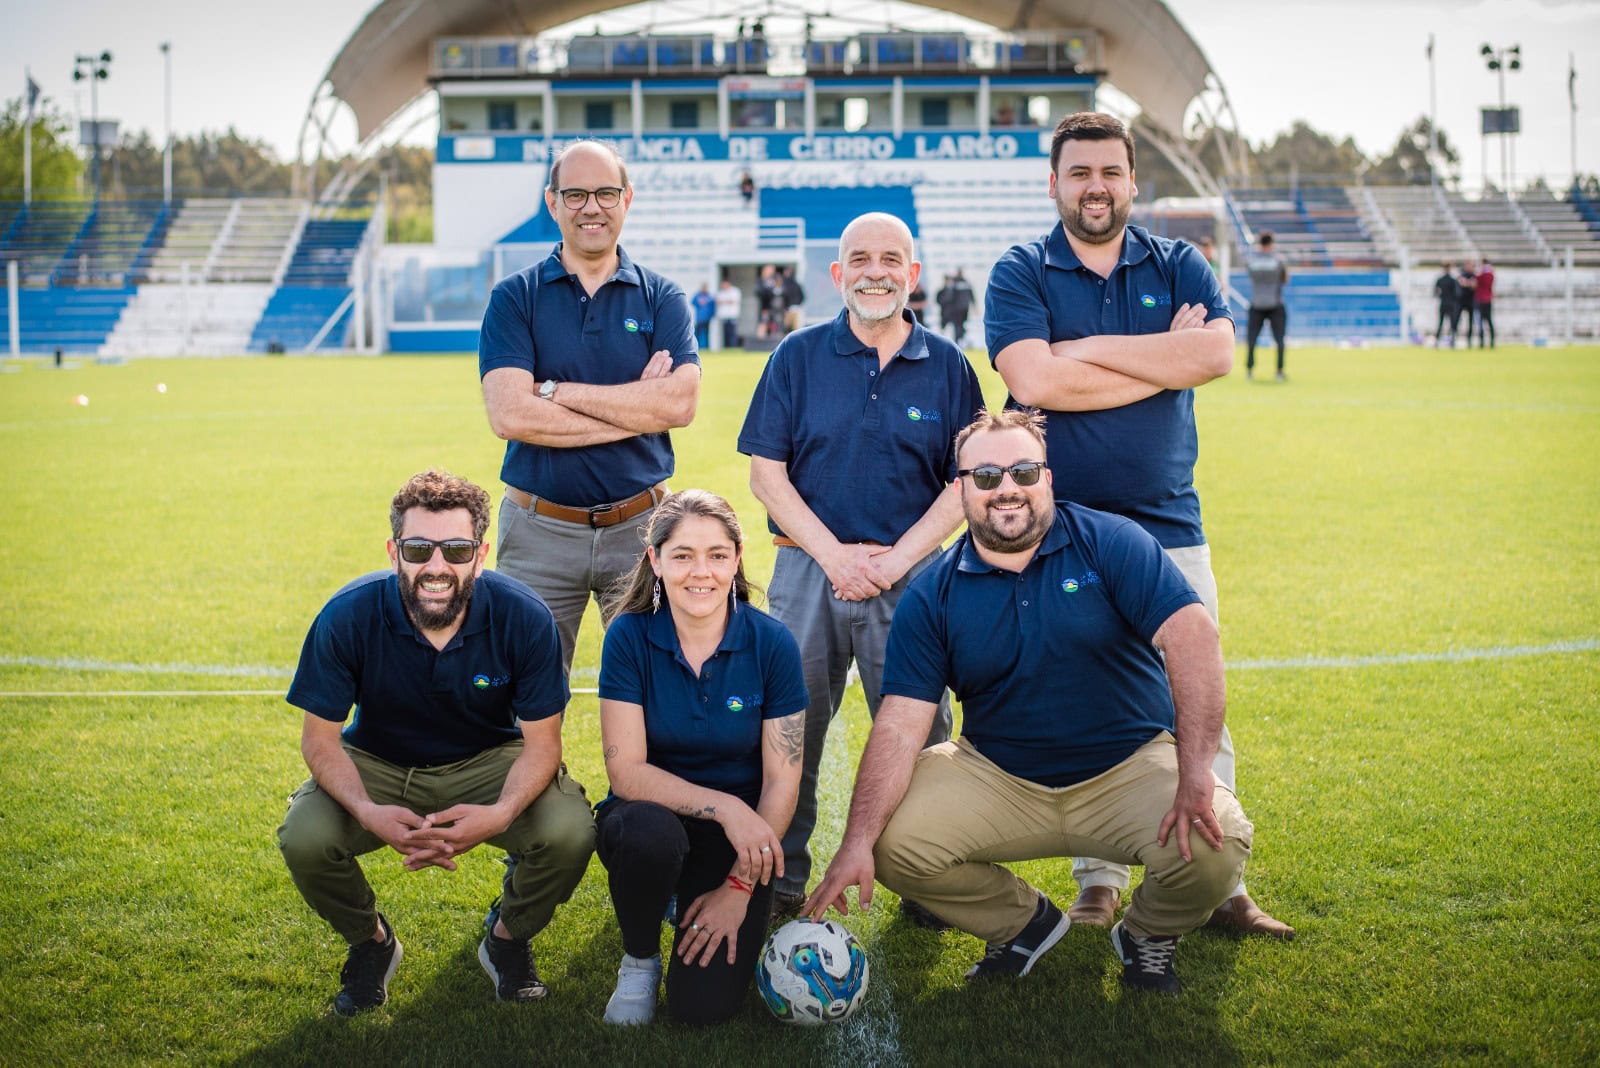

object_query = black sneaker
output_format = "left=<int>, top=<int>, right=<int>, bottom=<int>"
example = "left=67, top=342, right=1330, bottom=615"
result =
left=1111, top=920, right=1181, bottom=995
left=899, top=898, right=953, bottom=932
left=334, top=914, right=402, bottom=1017
left=964, top=893, right=1069, bottom=980
left=770, top=889, right=806, bottom=921
left=479, top=931, right=548, bottom=1002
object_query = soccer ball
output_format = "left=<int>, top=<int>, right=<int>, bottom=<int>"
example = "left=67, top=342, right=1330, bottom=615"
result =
left=756, top=918, right=869, bottom=1025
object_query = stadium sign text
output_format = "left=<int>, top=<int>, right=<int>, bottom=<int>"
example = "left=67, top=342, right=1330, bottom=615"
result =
left=442, top=132, right=1047, bottom=165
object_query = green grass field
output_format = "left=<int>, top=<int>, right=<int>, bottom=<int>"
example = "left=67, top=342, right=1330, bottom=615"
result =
left=1, top=344, right=1596, bottom=1066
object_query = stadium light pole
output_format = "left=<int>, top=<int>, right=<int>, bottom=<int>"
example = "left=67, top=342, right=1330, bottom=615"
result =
left=1480, top=42, right=1520, bottom=194
left=160, top=42, right=172, bottom=205
left=72, top=51, right=112, bottom=203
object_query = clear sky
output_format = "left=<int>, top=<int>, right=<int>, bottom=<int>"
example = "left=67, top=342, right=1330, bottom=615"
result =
left=2, top=0, right=1595, bottom=189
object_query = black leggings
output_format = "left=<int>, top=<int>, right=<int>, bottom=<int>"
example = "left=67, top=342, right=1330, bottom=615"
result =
left=595, top=799, right=775, bottom=1026
left=1246, top=305, right=1287, bottom=371
left=1476, top=302, right=1495, bottom=347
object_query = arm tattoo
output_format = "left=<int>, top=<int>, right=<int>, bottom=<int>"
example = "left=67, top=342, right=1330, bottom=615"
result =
left=774, top=714, right=805, bottom=767
left=675, top=803, right=717, bottom=819
left=604, top=745, right=618, bottom=760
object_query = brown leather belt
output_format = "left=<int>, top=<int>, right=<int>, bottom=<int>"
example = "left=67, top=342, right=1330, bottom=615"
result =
left=506, top=484, right=665, bottom=528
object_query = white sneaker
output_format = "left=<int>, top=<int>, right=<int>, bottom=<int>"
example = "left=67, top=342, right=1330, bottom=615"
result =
left=603, top=953, right=662, bottom=1025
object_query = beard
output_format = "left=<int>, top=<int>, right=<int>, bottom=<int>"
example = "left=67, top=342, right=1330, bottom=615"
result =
left=1057, top=192, right=1131, bottom=245
left=967, top=493, right=1053, bottom=554
left=399, top=568, right=475, bottom=631
left=843, top=280, right=905, bottom=323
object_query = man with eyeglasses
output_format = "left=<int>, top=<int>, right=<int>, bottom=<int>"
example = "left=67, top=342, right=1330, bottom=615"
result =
left=481, top=139, right=701, bottom=674
left=277, top=469, right=595, bottom=1016
left=805, top=409, right=1252, bottom=995
left=984, top=112, right=1292, bottom=939
left=737, top=212, right=982, bottom=920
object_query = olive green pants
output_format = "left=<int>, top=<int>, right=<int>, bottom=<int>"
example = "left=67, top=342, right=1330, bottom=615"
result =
left=276, top=741, right=595, bottom=944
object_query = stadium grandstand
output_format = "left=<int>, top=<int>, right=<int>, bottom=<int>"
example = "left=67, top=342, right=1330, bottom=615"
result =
left=6, top=0, right=1600, bottom=356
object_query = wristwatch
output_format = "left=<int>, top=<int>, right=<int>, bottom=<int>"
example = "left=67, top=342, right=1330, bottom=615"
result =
left=539, top=379, right=558, bottom=401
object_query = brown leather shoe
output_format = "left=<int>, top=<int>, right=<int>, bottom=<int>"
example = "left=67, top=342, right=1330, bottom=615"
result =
left=1066, top=884, right=1121, bottom=927
left=1207, top=893, right=1296, bottom=940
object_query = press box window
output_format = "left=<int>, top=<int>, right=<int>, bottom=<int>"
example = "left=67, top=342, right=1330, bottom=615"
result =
left=487, top=101, right=517, bottom=131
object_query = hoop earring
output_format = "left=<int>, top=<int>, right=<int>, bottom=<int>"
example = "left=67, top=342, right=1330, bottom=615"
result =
left=652, top=578, right=662, bottom=613
left=729, top=585, right=738, bottom=613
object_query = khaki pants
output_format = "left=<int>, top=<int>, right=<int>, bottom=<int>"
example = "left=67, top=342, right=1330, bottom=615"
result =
left=276, top=741, right=595, bottom=944
left=873, top=734, right=1251, bottom=942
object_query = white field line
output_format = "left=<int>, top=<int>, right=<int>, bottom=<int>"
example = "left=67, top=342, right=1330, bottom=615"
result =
left=819, top=670, right=907, bottom=1068
left=0, top=688, right=602, bottom=698
left=4, top=638, right=1593, bottom=694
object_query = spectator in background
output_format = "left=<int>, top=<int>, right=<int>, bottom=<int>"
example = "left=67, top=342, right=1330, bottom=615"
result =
left=757, top=265, right=783, bottom=340
left=716, top=278, right=744, bottom=350
left=906, top=278, right=928, bottom=324
left=1474, top=259, right=1495, bottom=349
left=1198, top=235, right=1219, bottom=275
left=740, top=171, right=756, bottom=206
left=1244, top=232, right=1289, bottom=382
left=1433, top=262, right=1459, bottom=348
left=1458, top=260, right=1478, bottom=346
left=691, top=284, right=717, bottom=350
left=936, top=269, right=975, bottom=347
left=781, top=267, right=806, bottom=335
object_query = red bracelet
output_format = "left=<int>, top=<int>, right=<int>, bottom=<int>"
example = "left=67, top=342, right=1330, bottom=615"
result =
left=726, top=875, right=754, bottom=895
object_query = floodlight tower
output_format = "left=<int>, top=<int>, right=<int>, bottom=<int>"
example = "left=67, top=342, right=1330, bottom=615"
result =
left=72, top=50, right=113, bottom=202
left=1480, top=42, right=1520, bottom=193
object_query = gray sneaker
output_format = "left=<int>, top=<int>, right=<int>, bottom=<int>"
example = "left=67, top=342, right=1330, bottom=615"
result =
left=964, top=893, right=1069, bottom=980
left=603, top=953, right=662, bottom=1025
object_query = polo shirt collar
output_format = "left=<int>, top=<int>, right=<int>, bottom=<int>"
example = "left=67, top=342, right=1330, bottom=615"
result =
left=954, top=507, right=1072, bottom=574
left=829, top=307, right=930, bottom=362
left=644, top=597, right=755, bottom=657
left=538, top=243, right=642, bottom=287
left=1042, top=220, right=1153, bottom=273
left=380, top=571, right=491, bottom=647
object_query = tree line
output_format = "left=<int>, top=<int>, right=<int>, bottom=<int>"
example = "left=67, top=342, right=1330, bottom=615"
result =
left=3, top=93, right=1595, bottom=239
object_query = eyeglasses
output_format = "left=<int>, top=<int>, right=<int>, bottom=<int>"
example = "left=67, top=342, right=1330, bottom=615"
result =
left=956, top=461, right=1046, bottom=491
left=396, top=538, right=480, bottom=565
left=556, top=186, right=623, bottom=210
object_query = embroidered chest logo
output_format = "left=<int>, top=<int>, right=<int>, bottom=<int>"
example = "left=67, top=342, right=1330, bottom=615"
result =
left=1061, top=571, right=1102, bottom=594
left=623, top=317, right=655, bottom=333
left=906, top=406, right=941, bottom=423
left=726, top=696, right=745, bottom=712
left=473, top=673, right=510, bottom=689
left=1139, top=293, right=1173, bottom=309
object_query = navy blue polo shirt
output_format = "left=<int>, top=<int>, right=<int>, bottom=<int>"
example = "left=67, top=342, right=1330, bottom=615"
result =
left=984, top=223, right=1233, bottom=548
left=597, top=601, right=808, bottom=807
left=737, top=309, right=983, bottom=544
left=882, top=504, right=1200, bottom=787
left=478, top=244, right=699, bottom=507
left=287, top=570, right=569, bottom=768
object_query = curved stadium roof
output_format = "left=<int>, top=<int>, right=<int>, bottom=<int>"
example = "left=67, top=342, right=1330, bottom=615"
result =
left=312, top=0, right=1232, bottom=187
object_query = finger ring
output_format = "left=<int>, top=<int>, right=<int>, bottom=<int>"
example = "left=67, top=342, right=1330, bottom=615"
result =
left=691, top=923, right=700, bottom=931
left=760, top=845, right=771, bottom=853
left=1191, top=817, right=1203, bottom=824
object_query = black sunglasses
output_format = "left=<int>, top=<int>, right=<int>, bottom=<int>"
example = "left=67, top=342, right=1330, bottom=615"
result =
left=956, top=461, right=1046, bottom=491
left=397, top=537, right=480, bottom=565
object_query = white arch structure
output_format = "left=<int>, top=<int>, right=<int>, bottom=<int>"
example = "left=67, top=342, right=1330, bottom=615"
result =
left=297, top=0, right=1248, bottom=202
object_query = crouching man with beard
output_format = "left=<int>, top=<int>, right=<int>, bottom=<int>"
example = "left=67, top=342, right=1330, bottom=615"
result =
left=804, top=410, right=1253, bottom=994
left=277, top=469, right=595, bottom=1016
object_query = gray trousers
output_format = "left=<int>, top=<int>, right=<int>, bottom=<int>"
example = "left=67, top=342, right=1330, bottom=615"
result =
left=1071, top=541, right=1246, bottom=899
left=768, top=546, right=952, bottom=896
left=494, top=493, right=656, bottom=674
left=276, top=742, right=596, bottom=943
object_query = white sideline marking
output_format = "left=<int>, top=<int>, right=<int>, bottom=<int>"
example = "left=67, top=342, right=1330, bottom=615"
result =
left=0, top=687, right=602, bottom=698
left=1230, top=638, right=1599, bottom=671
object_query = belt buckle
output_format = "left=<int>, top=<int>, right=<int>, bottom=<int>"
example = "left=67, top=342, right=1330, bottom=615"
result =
left=587, top=501, right=618, bottom=528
